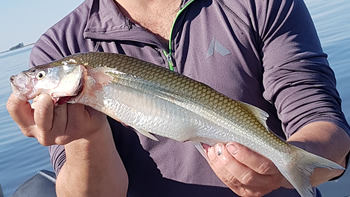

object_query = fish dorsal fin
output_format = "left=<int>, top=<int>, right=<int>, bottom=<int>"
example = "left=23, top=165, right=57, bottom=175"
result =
left=239, top=102, right=269, bottom=130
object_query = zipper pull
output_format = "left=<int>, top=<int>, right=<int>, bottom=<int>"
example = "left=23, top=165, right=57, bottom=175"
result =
left=163, top=51, right=175, bottom=71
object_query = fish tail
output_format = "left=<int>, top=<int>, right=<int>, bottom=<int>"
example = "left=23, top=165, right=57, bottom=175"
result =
left=278, top=146, right=344, bottom=197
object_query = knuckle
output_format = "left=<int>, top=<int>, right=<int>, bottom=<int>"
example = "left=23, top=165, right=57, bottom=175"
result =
left=228, top=183, right=268, bottom=197
left=227, top=182, right=267, bottom=197
left=6, top=100, right=14, bottom=112
left=233, top=187, right=246, bottom=196
left=21, top=128, right=34, bottom=137
left=36, top=129, right=54, bottom=146
left=251, top=191, right=264, bottom=197
left=6, top=95, right=20, bottom=112
left=223, top=175, right=242, bottom=187
left=240, top=170, right=254, bottom=185
left=257, top=160, right=272, bottom=174
left=242, top=189, right=264, bottom=197
left=36, top=136, right=50, bottom=146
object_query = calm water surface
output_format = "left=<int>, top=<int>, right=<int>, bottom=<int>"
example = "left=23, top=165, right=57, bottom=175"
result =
left=0, top=46, right=53, bottom=197
left=1, top=1, right=349, bottom=196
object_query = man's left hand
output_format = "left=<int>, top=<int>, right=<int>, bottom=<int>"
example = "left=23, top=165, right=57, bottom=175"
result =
left=204, top=143, right=291, bottom=197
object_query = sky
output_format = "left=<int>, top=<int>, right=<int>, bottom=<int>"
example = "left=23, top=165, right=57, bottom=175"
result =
left=0, top=0, right=84, bottom=52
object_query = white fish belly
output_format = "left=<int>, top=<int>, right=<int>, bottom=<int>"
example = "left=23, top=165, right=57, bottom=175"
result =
left=99, top=83, right=227, bottom=143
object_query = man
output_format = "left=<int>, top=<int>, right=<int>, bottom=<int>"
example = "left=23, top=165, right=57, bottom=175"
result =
left=7, top=0, right=350, bottom=196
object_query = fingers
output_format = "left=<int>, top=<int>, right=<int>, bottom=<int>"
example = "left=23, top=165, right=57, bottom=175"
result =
left=7, top=92, right=108, bottom=147
left=7, top=93, right=35, bottom=136
left=33, top=94, right=63, bottom=146
left=206, top=143, right=283, bottom=196
left=226, top=143, right=277, bottom=175
left=208, top=143, right=272, bottom=187
left=8, top=93, right=68, bottom=145
left=34, top=94, right=55, bottom=133
left=35, top=97, right=88, bottom=145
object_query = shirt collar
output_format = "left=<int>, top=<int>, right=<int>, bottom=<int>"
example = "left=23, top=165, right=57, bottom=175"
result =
left=84, top=0, right=131, bottom=39
left=84, top=0, right=193, bottom=41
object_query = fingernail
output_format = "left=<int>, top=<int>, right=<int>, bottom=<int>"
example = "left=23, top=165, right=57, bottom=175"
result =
left=215, top=144, right=222, bottom=156
left=33, top=96, right=39, bottom=102
left=226, top=144, right=237, bottom=156
left=31, top=102, right=36, bottom=109
left=207, top=147, right=215, bottom=161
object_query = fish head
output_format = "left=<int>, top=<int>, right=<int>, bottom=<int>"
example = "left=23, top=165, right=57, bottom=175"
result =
left=10, top=62, right=85, bottom=104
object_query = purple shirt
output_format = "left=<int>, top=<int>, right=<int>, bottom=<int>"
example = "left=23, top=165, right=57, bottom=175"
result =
left=30, top=0, right=349, bottom=196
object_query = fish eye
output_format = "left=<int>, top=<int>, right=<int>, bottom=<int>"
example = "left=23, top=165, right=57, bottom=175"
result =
left=36, top=71, right=46, bottom=80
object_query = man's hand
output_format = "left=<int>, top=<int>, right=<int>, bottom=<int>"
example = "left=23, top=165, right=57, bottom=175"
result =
left=204, top=143, right=290, bottom=197
left=7, top=93, right=129, bottom=196
left=204, top=122, right=349, bottom=197
left=6, top=93, right=108, bottom=146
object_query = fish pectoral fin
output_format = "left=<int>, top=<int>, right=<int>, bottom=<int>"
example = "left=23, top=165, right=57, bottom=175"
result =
left=136, top=128, right=159, bottom=141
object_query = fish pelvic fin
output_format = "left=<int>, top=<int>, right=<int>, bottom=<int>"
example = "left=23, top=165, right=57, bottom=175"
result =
left=135, top=128, right=159, bottom=141
left=278, top=146, right=344, bottom=197
left=193, top=142, right=208, bottom=161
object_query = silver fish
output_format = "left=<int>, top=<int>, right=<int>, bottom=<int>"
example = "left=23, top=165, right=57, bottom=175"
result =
left=10, top=52, right=344, bottom=197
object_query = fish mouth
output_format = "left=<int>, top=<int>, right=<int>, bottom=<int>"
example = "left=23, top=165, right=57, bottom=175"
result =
left=10, top=73, right=33, bottom=101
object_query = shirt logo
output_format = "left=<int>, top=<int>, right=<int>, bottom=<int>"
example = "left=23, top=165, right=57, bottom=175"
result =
left=206, top=37, right=231, bottom=58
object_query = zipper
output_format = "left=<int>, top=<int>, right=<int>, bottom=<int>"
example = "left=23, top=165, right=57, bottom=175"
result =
left=163, top=51, right=174, bottom=71
left=163, top=0, right=195, bottom=71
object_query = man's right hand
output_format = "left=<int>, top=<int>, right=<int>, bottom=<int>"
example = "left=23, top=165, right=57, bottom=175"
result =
left=6, top=93, right=108, bottom=146
left=7, top=93, right=129, bottom=196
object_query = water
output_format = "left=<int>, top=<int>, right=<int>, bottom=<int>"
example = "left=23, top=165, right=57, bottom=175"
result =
left=0, top=46, right=53, bottom=197
left=0, top=1, right=349, bottom=196
left=305, top=0, right=350, bottom=196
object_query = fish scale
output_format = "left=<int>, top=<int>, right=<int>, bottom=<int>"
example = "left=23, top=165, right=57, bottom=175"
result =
left=10, top=52, right=345, bottom=197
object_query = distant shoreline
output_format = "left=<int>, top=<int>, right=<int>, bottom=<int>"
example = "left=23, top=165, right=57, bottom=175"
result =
left=0, top=43, right=35, bottom=55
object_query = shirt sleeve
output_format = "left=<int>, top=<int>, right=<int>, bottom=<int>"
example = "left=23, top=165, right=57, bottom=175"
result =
left=258, top=0, right=350, bottom=137
left=48, top=145, right=66, bottom=175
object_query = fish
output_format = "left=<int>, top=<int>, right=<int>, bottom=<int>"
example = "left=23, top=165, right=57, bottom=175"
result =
left=10, top=52, right=344, bottom=197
